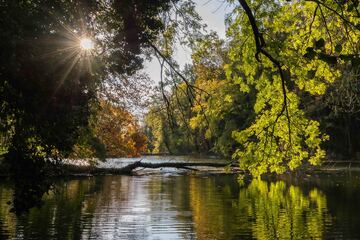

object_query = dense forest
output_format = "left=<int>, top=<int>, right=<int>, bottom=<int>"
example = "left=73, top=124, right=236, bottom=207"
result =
left=144, top=0, right=360, bottom=176
left=0, top=0, right=359, bottom=212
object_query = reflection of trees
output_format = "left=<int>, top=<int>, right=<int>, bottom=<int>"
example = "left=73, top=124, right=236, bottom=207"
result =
left=0, top=175, right=336, bottom=239
left=189, top=177, right=331, bottom=240
left=0, top=179, right=99, bottom=239
left=0, top=175, right=196, bottom=239
left=189, top=175, right=247, bottom=240
left=0, top=184, right=16, bottom=239
left=245, top=180, right=330, bottom=240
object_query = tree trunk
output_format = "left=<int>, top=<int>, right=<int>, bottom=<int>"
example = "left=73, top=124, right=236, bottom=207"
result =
left=65, top=161, right=234, bottom=175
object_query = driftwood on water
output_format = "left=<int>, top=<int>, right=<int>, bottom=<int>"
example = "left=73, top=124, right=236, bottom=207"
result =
left=80, top=161, right=232, bottom=175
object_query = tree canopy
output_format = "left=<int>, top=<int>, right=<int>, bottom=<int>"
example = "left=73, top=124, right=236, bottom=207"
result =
left=144, top=0, right=359, bottom=176
left=0, top=0, right=192, bottom=213
left=0, top=0, right=359, bottom=188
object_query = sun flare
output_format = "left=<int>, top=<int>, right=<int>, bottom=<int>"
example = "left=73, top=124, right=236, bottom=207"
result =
left=79, top=38, right=94, bottom=50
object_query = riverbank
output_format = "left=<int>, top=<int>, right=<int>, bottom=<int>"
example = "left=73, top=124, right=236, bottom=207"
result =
left=1, top=157, right=360, bottom=178
left=0, top=156, right=232, bottom=178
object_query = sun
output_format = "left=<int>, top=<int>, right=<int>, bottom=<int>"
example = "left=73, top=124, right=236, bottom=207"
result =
left=79, top=38, right=94, bottom=50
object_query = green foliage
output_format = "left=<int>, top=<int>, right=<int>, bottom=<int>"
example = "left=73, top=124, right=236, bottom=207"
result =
left=2, top=0, right=359, bottom=186
left=144, top=34, right=252, bottom=156
left=145, top=83, right=198, bottom=154
left=189, top=34, right=254, bottom=157
left=231, top=87, right=328, bottom=176
left=225, top=0, right=359, bottom=176
left=145, top=0, right=359, bottom=176
left=70, top=126, right=106, bottom=161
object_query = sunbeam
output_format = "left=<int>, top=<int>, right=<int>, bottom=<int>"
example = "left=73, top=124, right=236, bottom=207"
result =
left=80, top=38, right=94, bottom=50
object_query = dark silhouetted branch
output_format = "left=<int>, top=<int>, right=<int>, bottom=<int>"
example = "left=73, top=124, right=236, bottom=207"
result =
left=238, top=0, right=292, bottom=144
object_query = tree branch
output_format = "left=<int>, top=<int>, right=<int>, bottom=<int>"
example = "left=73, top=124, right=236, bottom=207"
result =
left=148, top=41, right=210, bottom=96
left=237, top=0, right=292, bottom=144
left=305, top=0, right=359, bottom=29
left=149, top=41, right=212, bottom=133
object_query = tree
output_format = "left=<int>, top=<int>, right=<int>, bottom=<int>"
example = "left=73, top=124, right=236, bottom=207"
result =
left=144, top=0, right=359, bottom=176
left=227, top=0, right=359, bottom=176
left=0, top=0, right=178, bottom=213
left=93, top=101, right=147, bottom=157
left=144, top=33, right=250, bottom=156
left=144, top=85, right=196, bottom=155
left=189, top=33, right=255, bottom=157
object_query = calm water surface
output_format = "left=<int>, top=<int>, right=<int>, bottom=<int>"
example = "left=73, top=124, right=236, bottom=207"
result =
left=1, top=157, right=360, bottom=239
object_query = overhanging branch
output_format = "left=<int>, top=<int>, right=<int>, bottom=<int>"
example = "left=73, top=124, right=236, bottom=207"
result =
left=237, top=0, right=292, bottom=144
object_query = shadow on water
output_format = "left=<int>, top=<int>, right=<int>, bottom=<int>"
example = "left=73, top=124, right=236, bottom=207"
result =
left=2, top=160, right=53, bottom=215
left=10, top=175, right=52, bottom=214
left=0, top=171, right=360, bottom=239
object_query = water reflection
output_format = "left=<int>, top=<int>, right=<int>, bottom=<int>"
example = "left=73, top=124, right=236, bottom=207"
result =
left=0, top=173, right=360, bottom=239
left=246, top=180, right=330, bottom=239
left=189, top=177, right=331, bottom=239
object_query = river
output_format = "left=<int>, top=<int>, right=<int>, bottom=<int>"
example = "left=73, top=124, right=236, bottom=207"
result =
left=0, top=156, right=360, bottom=239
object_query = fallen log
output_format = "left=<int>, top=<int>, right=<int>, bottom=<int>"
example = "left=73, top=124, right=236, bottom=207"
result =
left=90, top=161, right=231, bottom=175
left=57, top=161, right=234, bottom=176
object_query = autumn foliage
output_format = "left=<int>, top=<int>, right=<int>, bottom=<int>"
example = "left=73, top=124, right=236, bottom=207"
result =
left=94, top=101, right=147, bottom=157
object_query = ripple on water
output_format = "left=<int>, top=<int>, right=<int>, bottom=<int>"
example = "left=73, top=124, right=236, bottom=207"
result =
left=1, top=161, right=360, bottom=239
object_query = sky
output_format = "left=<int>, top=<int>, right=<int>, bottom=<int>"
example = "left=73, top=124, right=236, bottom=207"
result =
left=144, top=0, right=233, bottom=84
